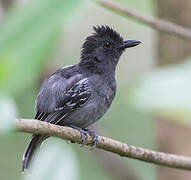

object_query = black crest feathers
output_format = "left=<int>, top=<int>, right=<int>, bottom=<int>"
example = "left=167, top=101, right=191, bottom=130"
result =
left=93, top=25, right=123, bottom=42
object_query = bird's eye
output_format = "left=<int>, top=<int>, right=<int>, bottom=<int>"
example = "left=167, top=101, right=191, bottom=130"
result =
left=104, top=42, right=111, bottom=48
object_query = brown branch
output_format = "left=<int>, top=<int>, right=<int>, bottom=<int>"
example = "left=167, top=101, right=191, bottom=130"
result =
left=16, top=118, right=191, bottom=171
left=97, top=0, right=191, bottom=40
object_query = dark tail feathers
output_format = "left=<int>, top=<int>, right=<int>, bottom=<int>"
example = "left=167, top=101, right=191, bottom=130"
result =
left=22, top=135, right=44, bottom=171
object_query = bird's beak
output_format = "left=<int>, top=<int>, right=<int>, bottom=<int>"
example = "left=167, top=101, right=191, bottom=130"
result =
left=120, top=40, right=141, bottom=49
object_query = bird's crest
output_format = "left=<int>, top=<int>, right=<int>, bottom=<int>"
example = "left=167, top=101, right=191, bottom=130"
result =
left=93, top=25, right=123, bottom=42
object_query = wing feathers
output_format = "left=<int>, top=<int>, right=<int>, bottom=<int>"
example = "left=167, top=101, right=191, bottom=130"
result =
left=34, top=76, right=91, bottom=125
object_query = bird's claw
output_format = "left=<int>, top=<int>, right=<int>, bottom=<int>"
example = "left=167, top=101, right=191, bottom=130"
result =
left=83, top=128, right=98, bottom=148
left=80, top=130, right=88, bottom=147
left=68, top=125, right=99, bottom=148
left=68, top=125, right=88, bottom=146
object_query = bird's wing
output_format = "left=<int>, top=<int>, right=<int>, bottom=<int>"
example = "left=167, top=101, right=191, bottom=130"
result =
left=35, top=76, right=91, bottom=125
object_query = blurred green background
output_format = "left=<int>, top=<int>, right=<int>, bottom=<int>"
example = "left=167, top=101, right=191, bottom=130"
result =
left=1, top=0, right=191, bottom=179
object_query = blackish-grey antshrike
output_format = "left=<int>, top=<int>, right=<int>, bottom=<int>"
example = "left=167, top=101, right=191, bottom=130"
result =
left=22, top=25, right=141, bottom=171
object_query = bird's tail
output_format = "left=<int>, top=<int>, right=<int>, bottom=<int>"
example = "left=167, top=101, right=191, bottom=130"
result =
left=22, top=135, right=44, bottom=171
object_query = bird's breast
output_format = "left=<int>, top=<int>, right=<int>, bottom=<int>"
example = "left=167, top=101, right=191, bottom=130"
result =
left=62, top=76, right=116, bottom=128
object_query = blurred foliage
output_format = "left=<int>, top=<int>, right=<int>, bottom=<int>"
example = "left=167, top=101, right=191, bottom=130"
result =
left=23, top=138, right=79, bottom=180
left=0, top=95, right=17, bottom=134
left=0, top=0, right=86, bottom=97
left=127, top=59, right=191, bottom=125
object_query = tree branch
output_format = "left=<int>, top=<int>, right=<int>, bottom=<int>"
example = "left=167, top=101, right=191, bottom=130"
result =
left=97, top=0, right=191, bottom=41
left=17, top=118, right=191, bottom=171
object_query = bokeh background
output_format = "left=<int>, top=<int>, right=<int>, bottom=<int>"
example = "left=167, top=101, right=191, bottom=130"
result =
left=1, top=0, right=191, bottom=179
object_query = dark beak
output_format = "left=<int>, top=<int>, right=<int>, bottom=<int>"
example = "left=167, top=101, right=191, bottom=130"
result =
left=120, top=40, right=141, bottom=49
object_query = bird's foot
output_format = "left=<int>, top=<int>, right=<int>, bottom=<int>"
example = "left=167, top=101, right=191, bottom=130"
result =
left=83, top=128, right=98, bottom=148
left=68, top=125, right=88, bottom=146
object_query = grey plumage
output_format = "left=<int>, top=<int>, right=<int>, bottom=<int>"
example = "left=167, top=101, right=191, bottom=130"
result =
left=22, top=25, right=141, bottom=171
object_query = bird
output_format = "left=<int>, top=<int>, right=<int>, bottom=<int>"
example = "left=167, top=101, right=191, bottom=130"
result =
left=22, top=25, right=141, bottom=171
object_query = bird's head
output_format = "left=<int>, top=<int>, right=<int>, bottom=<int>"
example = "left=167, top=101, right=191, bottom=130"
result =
left=80, top=25, right=141, bottom=72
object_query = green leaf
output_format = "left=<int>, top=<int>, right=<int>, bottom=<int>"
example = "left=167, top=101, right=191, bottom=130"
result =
left=0, top=95, right=17, bottom=134
left=0, top=0, right=86, bottom=96
left=23, top=138, right=79, bottom=180
left=127, top=60, right=191, bottom=124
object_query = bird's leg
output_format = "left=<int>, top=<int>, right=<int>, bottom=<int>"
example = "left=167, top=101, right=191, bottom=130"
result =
left=83, top=128, right=98, bottom=148
left=67, top=125, right=88, bottom=146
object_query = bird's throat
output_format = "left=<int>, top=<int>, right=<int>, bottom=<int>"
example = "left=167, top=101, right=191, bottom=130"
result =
left=79, top=56, right=117, bottom=75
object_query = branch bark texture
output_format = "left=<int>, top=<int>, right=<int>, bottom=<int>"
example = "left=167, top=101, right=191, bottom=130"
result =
left=17, top=119, right=191, bottom=171
left=98, top=0, right=191, bottom=41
